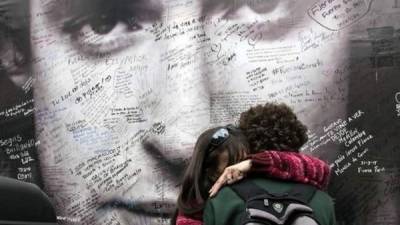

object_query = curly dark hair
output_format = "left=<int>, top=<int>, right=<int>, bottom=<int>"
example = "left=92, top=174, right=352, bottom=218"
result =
left=239, top=102, right=308, bottom=153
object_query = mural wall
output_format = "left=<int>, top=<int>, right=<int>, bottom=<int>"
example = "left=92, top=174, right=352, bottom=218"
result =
left=0, top=0, right=399, bottom=224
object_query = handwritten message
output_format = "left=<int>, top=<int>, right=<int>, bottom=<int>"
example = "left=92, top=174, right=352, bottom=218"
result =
left=308, top=0, right=373, bottom=30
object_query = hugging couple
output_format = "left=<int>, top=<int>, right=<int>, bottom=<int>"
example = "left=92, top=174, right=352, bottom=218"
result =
left=171, top=102, right=336, bottom=225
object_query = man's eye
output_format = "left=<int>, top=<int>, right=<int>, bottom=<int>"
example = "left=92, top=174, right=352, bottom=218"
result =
left=87, top=12, right=143, bottom=35
left=62, top=11, right=143, bottom=55
left=223, top=0, right=282, bottom=20
left=203, top=0, right=282, bottom=20
left=89, top=13, right=118, bottom=35
left=62, top=7, right=156, bottom=56
left=203, top=0, right=293, bottom=41
left=246, top=0, right=280, bottom=14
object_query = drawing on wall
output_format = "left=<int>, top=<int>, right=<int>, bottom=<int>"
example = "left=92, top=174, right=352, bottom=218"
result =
left=0, top=0, right=399, bottom=224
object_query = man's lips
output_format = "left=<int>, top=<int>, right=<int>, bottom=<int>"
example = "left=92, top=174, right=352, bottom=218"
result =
left=97, top=198, right=176, bottom=218
left=93, top=138, right=186, bottom=220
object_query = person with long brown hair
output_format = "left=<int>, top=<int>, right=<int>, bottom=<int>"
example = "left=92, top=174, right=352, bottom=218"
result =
left=171, top=125, right=250, bottom=225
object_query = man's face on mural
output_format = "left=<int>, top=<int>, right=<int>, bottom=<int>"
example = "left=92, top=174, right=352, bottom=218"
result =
left=31, top=0, right=349, bottom=224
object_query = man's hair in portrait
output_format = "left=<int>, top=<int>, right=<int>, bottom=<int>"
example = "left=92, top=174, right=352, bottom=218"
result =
left=239, top=102, right=308, bottom=153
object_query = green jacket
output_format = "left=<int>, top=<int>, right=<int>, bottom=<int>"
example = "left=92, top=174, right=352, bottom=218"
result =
left=203, top=178, right=336, bottom=225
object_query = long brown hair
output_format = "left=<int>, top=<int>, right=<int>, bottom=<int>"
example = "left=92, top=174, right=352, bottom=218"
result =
left=173, top=126, right=249, bottom=221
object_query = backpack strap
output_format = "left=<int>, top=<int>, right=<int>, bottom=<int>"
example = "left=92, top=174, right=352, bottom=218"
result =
left=230, top=180, right=270, bottom=200
left=287, top=183, right=317, bottom=204
left=230, top=180, right=317, bottom=203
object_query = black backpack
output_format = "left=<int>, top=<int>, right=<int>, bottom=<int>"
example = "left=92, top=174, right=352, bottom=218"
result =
left=230, top=180, right=321, bottom=225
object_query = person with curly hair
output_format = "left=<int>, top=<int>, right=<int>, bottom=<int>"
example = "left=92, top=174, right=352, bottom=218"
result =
left=239, top=102, right=308, bottom=152
left=203, top=102, right=336, bottom=225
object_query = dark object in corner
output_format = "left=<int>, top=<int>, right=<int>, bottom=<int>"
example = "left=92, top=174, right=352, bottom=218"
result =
left=0, top=176, right=58, bottom=225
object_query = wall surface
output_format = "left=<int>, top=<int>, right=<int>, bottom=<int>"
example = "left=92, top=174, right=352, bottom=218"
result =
left=0, top=0, right=399, bottom=224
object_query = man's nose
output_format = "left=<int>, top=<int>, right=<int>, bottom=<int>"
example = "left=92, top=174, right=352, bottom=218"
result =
left=142, top=14, right=212, bottom=164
